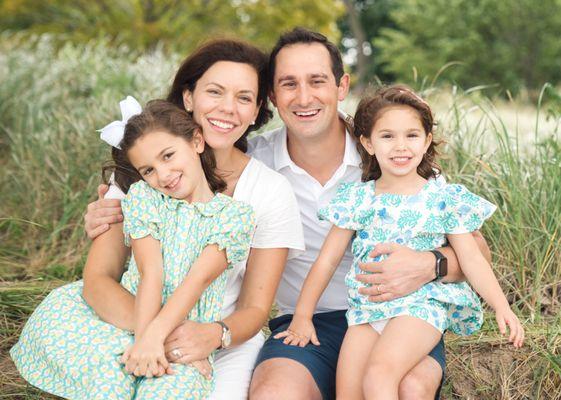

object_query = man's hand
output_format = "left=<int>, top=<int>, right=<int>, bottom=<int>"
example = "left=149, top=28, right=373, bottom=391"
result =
left=356, top=243, right=435, bottom=302
left=164, top=320, right=222, bottom=365
left=84, top=184, right=123, bottom=239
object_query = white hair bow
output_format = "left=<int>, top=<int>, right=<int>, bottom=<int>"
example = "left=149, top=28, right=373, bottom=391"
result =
left=98, top=96, right=142, bottom=149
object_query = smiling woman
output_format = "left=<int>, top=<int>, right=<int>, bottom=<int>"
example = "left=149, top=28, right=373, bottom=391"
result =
left=10, top=39, right=306, bottom=400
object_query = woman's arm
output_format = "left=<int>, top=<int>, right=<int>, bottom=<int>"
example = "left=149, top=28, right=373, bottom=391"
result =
left=164, top=247, right=289, bottom=363
left=82, top=222, right=135, bottom=330
left=130, top=236, right=163, bottom=336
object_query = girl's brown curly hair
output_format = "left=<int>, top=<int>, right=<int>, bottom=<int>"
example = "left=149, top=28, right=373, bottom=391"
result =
left=353, top=84, right=441, bottom=182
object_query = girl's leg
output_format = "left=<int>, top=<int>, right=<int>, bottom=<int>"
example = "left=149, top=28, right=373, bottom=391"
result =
left=336, top=324, right=379, bottom=400
left=362, top=316, right=442, bottom=400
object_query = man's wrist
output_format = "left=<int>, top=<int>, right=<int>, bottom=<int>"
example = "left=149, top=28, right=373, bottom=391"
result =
left=425, top=251, right=438, bottom=282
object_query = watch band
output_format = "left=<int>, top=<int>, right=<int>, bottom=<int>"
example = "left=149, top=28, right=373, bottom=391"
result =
left=215, top=320, right=231, bottom=349
left=430, top=249, right=448, bottom=281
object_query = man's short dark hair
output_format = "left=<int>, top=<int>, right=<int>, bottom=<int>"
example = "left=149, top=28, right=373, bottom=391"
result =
left=268, top=27, right=344, bottom=88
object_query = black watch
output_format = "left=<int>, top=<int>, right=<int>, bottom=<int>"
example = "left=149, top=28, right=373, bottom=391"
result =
left=430, top=250, right=448, bottom=281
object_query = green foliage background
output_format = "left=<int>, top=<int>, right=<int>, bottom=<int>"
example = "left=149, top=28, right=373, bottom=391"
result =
left=0, top=0, right=344, bottom=52
left=374, top=0, right=561, bottom=93
left=1, top=1, right=561, bottom=398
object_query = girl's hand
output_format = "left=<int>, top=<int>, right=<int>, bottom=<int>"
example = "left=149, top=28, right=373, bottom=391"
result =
left=273, top=315, right=320, bottom=347
left=121, top=332, right=169, bottom=377
left=495, top=307, right=524, bottom=348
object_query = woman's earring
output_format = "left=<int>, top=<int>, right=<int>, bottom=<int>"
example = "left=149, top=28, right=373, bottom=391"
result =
left=186, top=107, right=192, bottom=113
left=251, top=121, right=255, bottom=125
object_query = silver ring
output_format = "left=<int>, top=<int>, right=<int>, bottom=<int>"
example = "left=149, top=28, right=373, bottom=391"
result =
left=171, top=348, right=182, bottom=359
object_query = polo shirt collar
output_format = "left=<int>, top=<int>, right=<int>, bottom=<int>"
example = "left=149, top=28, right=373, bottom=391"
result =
left=273, top=110, right=361, bottom=172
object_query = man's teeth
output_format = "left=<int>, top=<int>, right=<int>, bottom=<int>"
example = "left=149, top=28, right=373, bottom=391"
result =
left=210, top=119, right=234, bottom=129
left=295, top=110, right=319, bottom=116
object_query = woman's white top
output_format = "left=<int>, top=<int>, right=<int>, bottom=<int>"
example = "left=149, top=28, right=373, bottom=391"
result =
left=107, top=157, right=305, bottom=318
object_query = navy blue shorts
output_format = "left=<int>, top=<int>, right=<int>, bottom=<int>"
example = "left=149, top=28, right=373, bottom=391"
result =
left=254, top=310, right=446, bottom=400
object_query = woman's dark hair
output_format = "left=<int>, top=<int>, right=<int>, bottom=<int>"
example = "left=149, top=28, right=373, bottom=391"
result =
left=167, top=39, right=273, bottom=153
left=268, top=27, right=345, bottom=87
left=353, top=84, right=441, bottom=182
left=102, top=99, right=226, bottom=194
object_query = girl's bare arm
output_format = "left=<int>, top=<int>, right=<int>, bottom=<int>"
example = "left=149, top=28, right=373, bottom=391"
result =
left=130, top=236, right=163, bottom=336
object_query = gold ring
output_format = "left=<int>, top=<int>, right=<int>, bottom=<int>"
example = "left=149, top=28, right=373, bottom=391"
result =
left=377, top=284, right=382, bottom=294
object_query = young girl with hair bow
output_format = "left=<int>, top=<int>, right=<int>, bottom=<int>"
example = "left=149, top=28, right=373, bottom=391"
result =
left=11, top=97, right=255, bottom=400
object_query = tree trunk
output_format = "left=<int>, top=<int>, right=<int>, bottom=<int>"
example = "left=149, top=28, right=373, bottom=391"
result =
left=343, top=0, right=368, bottom=92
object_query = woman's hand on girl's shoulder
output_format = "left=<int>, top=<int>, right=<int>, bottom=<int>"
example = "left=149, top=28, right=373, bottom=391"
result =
left=495, top=307, right=525, bottom=348
left=274, top=314, right=320, bottom=347
left=84, top=184, right=124, bottom=239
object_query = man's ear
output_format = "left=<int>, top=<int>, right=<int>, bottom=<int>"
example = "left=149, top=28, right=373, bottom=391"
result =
left=337, top=73, right=351, bottom=101
left=182, top=90, right=194, bottom=112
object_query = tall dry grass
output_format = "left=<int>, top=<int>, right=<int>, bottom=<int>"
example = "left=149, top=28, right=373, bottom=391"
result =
left=0, top=34, right=560, bottom=399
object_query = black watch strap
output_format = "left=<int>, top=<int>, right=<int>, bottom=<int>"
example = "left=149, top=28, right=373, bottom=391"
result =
left=430, top=249, right=448, bottom=281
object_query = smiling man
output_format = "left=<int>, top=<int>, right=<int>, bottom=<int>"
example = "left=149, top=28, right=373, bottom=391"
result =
left=247, top=28, right=490, bottom=400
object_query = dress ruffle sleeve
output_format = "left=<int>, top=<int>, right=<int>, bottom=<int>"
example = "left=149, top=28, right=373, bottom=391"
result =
left=424, top=184, right=496, bottom=234
left=122, top=181, right=163, bottom=246
left=318, top=182, right=368, bottom=231
left=205, top=201, right=256, bottom=267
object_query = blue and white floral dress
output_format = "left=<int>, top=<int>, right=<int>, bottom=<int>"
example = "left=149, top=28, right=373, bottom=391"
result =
left=10, top=181, right=255, bottom=400
left=318, top=178, right=496, bottom=335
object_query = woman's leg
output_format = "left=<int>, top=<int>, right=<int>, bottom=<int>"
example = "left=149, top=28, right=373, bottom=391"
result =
left=10, top=281, right=136, bottom=400
left=209, top=332, right=264, bottom=400
left=135, top=361, right=213, bottom=400
left=336, top=324, right=379, bottom=400
left=362, top=316, right=442, bottom=400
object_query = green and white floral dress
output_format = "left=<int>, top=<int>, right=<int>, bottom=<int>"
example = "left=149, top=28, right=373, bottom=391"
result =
left=318, top=178, right=495, bottom=335
left=10, top=180, right=255, bottom=400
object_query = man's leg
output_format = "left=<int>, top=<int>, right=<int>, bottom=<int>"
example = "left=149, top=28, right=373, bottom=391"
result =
left=250, top=310, right=347, bottom=400
left=399, top=335, right=445, bottom=400
left=250, top=358, right=322, bottom=400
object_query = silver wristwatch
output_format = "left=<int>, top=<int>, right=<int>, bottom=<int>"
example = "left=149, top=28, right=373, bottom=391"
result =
left=215, top=320, right=231, bottom=349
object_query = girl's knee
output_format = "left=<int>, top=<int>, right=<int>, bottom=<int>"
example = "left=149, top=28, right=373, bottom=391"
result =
left=362, top=360, right=400, bottom=394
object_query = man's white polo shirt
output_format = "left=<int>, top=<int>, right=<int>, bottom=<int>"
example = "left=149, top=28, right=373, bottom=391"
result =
left=248, top=125, right=362, bottom=315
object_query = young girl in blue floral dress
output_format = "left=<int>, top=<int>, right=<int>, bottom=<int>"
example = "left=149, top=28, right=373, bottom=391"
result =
left=276, top=85, right=524, bottom=399
left=10, top=98, right=255, bottom=399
